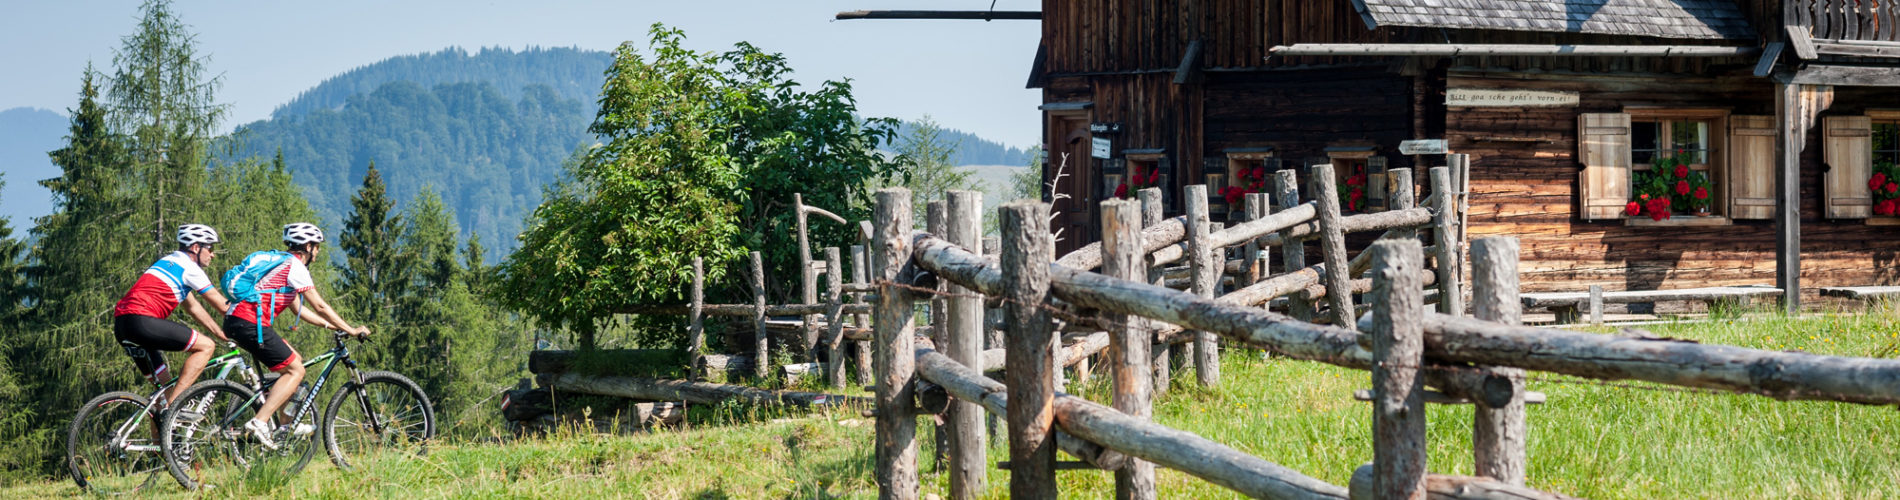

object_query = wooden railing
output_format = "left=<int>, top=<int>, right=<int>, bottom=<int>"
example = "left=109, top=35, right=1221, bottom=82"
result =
left=1789, top=0, right=1900, bottom=42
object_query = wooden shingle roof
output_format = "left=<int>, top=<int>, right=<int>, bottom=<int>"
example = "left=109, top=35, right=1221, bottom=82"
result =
left=1350, top=0, right=1756, bottom=40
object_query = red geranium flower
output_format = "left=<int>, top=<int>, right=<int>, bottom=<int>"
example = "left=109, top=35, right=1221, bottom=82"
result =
left=1888, top=182, right=1898, bottom=194
left=1873, top=172, right=1889, bottom=191
left=1639, top=194, right=1649, bottom=200
left=1252, top=167, right=1265, bottom=180
left=1694, top=186, right=1708, bottom=200
left=1223, top=188, right=1243, bottom=205
left=1675, top=180, right=1691, bottom=195
left=1148, top=169, right=1162, bottom=184
left=1625, top=201, right=1642, bottom=216
left=1114, top=183, right=1129, bottom=199
left=1674, top=165, right=1689, bottom=179
left=1876, top=200, right=1894, bottom=216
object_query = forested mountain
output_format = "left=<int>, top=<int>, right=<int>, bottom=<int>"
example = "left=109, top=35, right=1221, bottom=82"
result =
left=230, top=80, right=593, bottom=259
left=227, top=46, right=1030, bottom=259
left=892, top=120, right=1032, bottom=166
left=271, top=47, right=611, bottom=119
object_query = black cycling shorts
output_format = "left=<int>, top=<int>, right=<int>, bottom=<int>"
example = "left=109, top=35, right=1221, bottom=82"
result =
left=224, top=316, right=301, bottom=372
left=113, top=314, right=198, bottom=383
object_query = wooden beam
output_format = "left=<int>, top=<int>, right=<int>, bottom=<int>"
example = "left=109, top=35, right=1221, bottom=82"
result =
left=1369, top=240, right=1427, bottom=499
left=943, top=191, right=985, bottom=499
left=1775, top=84, right=1803, bottom=313
left=1268, top=44, right=1760, bottom=57
left=1787, top=25, right=1820, bottom=59
left=873, top=189, right=919, bottom=500
left=1000, top=201, right=1058, bottom=498
left=1786, top=64, right=1900, bottom=86
left=1173, top=40, right=1204, bottom=85
left=1102, top=198, right=1156, bottom=499
left=544, top=373, right=869, bottom=409
left=834, top=10, right=1040, bottom=20
left=1755, top=42, right=1786, bottom=78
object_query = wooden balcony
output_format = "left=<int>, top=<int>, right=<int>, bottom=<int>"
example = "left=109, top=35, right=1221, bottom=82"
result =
left=1787, top=0, right=1900, bottom=57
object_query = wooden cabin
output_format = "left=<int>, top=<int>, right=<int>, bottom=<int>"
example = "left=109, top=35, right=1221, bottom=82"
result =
left=1034, top=0, right=1900, bottom=308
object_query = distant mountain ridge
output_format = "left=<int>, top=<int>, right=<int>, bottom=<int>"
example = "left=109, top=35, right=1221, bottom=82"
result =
left=271, top=46, right=612, bottom=120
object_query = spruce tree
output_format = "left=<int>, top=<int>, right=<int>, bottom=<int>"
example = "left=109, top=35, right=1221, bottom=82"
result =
left=109, top=0, right=225, bottom=253
left=338, top=163, right=411, bottom=327
left=0, top=175, right=52, bottom=485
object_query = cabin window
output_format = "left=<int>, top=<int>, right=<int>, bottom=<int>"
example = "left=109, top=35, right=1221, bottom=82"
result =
left=1213, top=148, right=1275, bottom=217
left=1578, top=111, right=1737, bottom=225
left=1840, top=112, right=1900, bottom=221
left=1110, top=149, right=1168, bottom=202
left=1324, top=147, right=1385, bottom=214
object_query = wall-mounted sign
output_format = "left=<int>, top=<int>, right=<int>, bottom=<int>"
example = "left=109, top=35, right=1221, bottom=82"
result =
left=1089, top=122, right=1123, bottom=134
left=1446, top=88, right=1580, bottom=108
left=1398, top=139, right=1448, bottom=155
left=1091, top=137, right=1111, bottom=159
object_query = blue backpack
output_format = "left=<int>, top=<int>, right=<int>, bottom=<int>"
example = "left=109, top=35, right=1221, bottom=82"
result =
left=223, top=250, right=301, bottom=341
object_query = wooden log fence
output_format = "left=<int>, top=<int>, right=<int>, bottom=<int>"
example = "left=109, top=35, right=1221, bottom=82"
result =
left=516, top=178, right=1900, bottom=499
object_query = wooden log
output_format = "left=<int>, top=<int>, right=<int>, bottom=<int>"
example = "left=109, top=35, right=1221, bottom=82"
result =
left=798, top=193, right=819, bottom=363
left=914, top=348, right=1126, bottom=471
left=1432, top=167, right=1464, bottom=317
left=1370, top=240, right=1427, bottom=500
left=824, top=247, right=849, bottom=387
left=1052, top=395, right=1350, bottom=500
left=1001, top=201, right=1058, bottom=498
left=1103, top=198, right=1156, bottom=498
left=873, top=189, right=919, bottom=500
left=926, top=200, right=950, bottom=473
left=944, top=190, right=985, bottom=499
left=544, top=373, right=869, bottom=409
left=1257, top=207, right=1433, bottom=249
left=853, top=244, right=874, bottom=387
left=1470, top=237, right=1528, bottom=485
left=1140, top=188, right=1171, bottom=396
left=1313, top=164, right=1357, bottom=330
left=1390, top=168, right=1418, bottom=242
left=690, top=257, right=705, bottom=366
left=1348, top=464, right=1581, bottom=500
left=753, top=251, right=769, bottom=380
left=1186, top=185, right=1220, bottom=388
left=1588, top=285, right=1604, bottom=326
left=1275, top=170, right=1316, bottom=322
left=1147, top=201, right=1318, bottom=266
left=1054, top=215, right=1189, bottom=271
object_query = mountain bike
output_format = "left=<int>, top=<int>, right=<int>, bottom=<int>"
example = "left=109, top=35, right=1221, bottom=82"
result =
left=65, top=345, right=258, bottom=495
left=159, top=330, right=435, bottom=490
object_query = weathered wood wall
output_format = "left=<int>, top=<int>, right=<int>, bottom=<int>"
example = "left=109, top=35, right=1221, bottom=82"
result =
left=1451, top=75, right=1900, bottom=296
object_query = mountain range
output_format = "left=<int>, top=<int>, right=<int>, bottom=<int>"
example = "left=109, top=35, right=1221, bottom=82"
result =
left=3, top=46, right=1032, bottom=258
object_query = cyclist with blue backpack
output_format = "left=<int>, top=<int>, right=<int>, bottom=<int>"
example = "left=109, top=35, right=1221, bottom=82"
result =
left=222, top=222, right=370, bottom=449
left=112, top=224, right=234, bottom=412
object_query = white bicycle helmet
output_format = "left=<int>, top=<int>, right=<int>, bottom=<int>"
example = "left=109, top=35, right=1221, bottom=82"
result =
left=283, top=222, right=325, bottom=246
left=177, top=224, right=221, bottom=246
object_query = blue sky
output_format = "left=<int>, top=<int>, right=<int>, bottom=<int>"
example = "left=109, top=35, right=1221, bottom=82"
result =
left=0, top=0, right=1043, bottom=145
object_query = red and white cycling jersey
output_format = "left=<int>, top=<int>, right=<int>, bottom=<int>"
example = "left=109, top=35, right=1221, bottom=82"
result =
left=113, top=251, right=214, bottom=319
left=228, top=253, right=315, bottom=327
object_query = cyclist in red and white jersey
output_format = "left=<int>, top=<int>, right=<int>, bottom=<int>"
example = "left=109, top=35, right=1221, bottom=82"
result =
left=112, top=224, right=233, bottom=409
left=224, top=222, right=369, bottom=448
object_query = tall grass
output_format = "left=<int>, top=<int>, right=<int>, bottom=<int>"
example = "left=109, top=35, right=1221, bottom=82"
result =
left=9, top=308, right=1896, bottom=498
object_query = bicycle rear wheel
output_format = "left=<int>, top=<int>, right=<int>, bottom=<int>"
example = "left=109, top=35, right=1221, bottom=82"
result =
left=66, top=391, right=162, bottom=494
left=158, top=379, right=315, bottom=489
left=321, top=371, right=435, bottom=470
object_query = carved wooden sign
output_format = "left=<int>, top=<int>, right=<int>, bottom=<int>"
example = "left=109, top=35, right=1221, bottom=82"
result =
left=1446, top=88, right=1580, bottom=108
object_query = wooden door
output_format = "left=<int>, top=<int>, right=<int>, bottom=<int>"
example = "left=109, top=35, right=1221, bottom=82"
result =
left=1047, top=111, right=1095, bottom=254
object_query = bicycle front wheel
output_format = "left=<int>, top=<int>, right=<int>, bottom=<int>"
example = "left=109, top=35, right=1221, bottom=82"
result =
left=321, top=371, right=435, bottom=470
left=67, top=391, right=162, bottom=494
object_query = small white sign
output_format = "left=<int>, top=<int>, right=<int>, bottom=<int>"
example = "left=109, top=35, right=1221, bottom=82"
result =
left=1398, top=139, right=1448, bottom=155
left=1091, top=137, right=1111, bottom=159
left=1446, top=88, right=1580, bottom=108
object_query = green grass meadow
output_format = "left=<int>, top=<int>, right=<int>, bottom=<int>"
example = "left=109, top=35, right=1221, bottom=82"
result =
left=10, top=308, right=1899, bottom=498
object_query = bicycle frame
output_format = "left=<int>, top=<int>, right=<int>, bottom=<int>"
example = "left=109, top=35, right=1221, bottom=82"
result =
left=216, top=333, right=368, bottom=437
left=109, top=349, right=252, bottom=454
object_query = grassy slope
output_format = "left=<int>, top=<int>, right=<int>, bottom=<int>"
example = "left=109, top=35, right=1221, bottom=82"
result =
left=10, top=309, right=1899, bottom=498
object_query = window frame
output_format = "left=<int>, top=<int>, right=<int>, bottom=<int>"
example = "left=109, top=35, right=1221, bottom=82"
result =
left=1622, top=108, right=1731, bottom=226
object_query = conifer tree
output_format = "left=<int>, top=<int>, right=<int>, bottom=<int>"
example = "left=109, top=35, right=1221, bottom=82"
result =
left=338, top=163, right=412, bottom=327
left=0, top=175, right=51, bottom=485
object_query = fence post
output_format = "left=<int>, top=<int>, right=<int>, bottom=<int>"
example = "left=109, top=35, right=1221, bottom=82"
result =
left=1312, top=164, right=1356, bottom=329
left=982, top=235, right=1004, bottom=447
left=1389, top=168, right=1417, bottom=242
left=945, top=190, right=986, bottom=499
left=1589, top=285, right=1604, bottom=326
left=1185, top=185, right=1221, bottom=387
left=823, top=247, right=847, bottom=388
left=1431, top=167, right=1465, bottom=316
left=852, top=244, right=874, bottom=387
left=1273, top=170, right=1315, bottom=322
left=1369, top=239, right=1427, bottom=499
left=1471, top=236, right=1528, bottom=485
left=926, top=201, right=950, bottom=472
left=1137, top=187, right=1170, bottom=395
left=797, top=193, right=820, bottom=362
left=1001, top=201, right=1057, bottom=499
left=752, top=251, right=769, bottom=380
left=1242, top=193, right=1267, bottom=286
left=1103, top=198, right=1157, bottom=499
left=689, top=256, right=705, bottom=373
left=873, top=188, right=919, bottom=500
